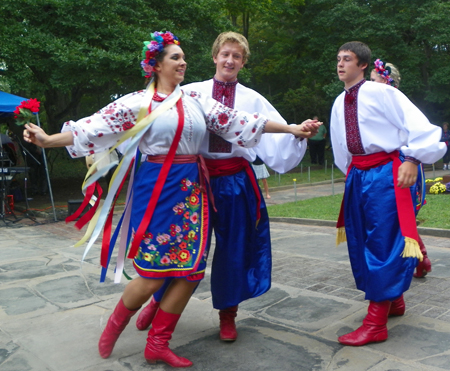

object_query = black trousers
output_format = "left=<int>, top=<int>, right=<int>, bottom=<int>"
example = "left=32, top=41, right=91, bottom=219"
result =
left=309, top=140, right=326, bottom=165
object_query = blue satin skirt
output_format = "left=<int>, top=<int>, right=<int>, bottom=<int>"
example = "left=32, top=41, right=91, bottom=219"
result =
left=210, top=168, right=271, bottom=310
left=344, top=161, right=417, bottom=302
left=131, top=161, right=210, bottom=280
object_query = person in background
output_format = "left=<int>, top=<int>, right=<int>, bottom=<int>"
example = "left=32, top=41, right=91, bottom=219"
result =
left=308, top=116, right=327, bottom=165
left=252, top=155, right=271, bottom=199
left=370, top=59, right=432, bottom=279
left=331, top=41, right=446, bottom=347
left=441, top=122, right=450, bottom=170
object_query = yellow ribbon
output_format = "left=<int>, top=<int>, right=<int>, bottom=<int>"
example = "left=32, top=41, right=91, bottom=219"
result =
left=74, top=82, right=182, bottom=248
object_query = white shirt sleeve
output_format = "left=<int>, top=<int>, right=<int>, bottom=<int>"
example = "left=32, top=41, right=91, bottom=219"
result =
left=61, top=91, right=144, bottom=158
left=185, top=90, right=267, bottom=149
left=382, top=87, right=445, bottom=164
left=255, top=129, right=307, bottom=173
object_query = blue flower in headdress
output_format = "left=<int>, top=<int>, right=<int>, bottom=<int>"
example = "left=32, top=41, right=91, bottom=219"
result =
left=153, top=33, right=163, bottom=43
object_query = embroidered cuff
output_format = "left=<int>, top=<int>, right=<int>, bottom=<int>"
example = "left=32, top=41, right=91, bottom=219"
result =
left=405, top=156, right=420, bottom=166
left=261, top=119, right=268, bottom=134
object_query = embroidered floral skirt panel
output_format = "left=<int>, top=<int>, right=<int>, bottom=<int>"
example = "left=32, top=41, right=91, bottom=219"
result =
left=344, top=162, right=417, bottom=302
left=210, top=169, right=271, bottom=310
left=131, top=161, right=210, bottom=280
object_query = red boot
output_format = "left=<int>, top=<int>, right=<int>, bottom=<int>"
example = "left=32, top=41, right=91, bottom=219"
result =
left=136, top=297, right=160, bottom=331
left=98, top=299, right=139, bottom=358
left=145, top=308, right=193, bottom=368
left=219, top=305, right=238, bottom=341
left=338, top=301, right=390, bottom=346
left=389, top=295, right=405, bottom=317
left=414, top=236, right=432, bottom=278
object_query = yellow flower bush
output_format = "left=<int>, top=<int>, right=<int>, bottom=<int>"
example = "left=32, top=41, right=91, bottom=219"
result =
left=426, top=177, right=443, bottom=183
left=429, top=181, right=447, bottom=194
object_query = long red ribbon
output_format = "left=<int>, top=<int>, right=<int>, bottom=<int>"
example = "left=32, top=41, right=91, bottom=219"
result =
left=66, top=181, right=103, bottom=229
left=74, top=182, right=104, bottom=230
left=127, top=98, right=185, bottom=260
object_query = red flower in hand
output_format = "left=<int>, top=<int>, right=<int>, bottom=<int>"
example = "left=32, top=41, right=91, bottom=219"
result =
left=14, top=98, right=41, bottom=126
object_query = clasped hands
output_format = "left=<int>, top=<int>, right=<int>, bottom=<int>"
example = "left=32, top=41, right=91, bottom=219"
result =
left=289, top=119, right=323, bottom=139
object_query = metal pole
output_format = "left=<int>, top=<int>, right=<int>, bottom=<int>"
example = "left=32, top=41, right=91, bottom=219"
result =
left=325, top=159, right=327, bottom=174
left=331, top=164, right=335, bottom=196
left=36, top=115, right=57, bottom=221
left=433, top=163, right=436, bottom=179
left=308, top=166, right=310, bottom=183
left=294, top=178, right=297, bottom=202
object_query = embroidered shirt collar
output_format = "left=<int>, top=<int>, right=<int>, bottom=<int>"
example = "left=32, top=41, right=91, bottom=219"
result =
left=345, top=79, right=366, bottom=94
left=213, top=76, right=239, bottom=88
left=212, top=76, right=238, bottom=109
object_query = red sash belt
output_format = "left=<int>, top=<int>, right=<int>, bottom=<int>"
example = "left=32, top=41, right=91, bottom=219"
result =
left=204, top=157, right=261, bottom=224
left=337, top=151, right=419, bottom=251
left=147, top=154, right=209, bottom=191
left=147, top=154, right=215, bottom=211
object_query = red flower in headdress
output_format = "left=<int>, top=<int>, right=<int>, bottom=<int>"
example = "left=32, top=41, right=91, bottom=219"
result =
left=162, top=33, right=174, bottom=44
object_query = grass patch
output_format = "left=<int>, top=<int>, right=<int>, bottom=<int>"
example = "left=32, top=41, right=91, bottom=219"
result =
left=416, top=194, right=450, bottom=229
left=267, top=194, right=342, bottom=220
left=268, top=193, right=450, bottom=230
left=266, top=149, right=345, bottom=187
left=267, top=168, right=344, bottom=187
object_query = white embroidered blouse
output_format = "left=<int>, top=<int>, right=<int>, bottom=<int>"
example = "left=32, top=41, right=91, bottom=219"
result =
left=61, top=89, right=268, bottom=158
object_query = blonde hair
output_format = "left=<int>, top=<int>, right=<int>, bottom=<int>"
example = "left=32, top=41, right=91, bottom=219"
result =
left=385, top=63, right=401, bottom=88
left=211, top=32, right=250, bottom=64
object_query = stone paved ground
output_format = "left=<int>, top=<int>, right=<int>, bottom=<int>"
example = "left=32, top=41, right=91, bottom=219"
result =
left=2, top=218, right=450, bottom=370
left=2, top=167, right=450, bottom=370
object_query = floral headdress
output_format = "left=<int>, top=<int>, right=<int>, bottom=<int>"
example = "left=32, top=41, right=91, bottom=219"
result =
left=140, top=31, right=180, bottom=78
left=374, top=59, right=395, bottom=87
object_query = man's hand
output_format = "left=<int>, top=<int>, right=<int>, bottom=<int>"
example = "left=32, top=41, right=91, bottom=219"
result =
left=397, top=161, right=418, bottom=188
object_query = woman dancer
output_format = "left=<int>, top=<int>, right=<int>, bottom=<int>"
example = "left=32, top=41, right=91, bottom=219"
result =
left=252, top=155, right=271, bottom=199
left=441, top=122, right=450, bottom=170
left=24, top=31, right=319, bottom=367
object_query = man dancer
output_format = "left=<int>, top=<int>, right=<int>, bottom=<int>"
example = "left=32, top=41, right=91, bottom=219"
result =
left=136, top=31, right=317, bottom=341
left=331, top=41, right=445, bottom=346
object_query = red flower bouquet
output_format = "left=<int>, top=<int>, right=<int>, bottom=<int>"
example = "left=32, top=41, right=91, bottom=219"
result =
left=14, top=98, right=40, bottom=126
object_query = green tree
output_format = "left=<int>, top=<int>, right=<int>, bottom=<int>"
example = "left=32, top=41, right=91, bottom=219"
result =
left=246, top=0, right=450, bottom=125
left=0, top=0, right=231, bottom=133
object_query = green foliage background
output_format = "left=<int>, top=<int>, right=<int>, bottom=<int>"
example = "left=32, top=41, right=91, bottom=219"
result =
left=1, top=0, right=449, bottom=135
